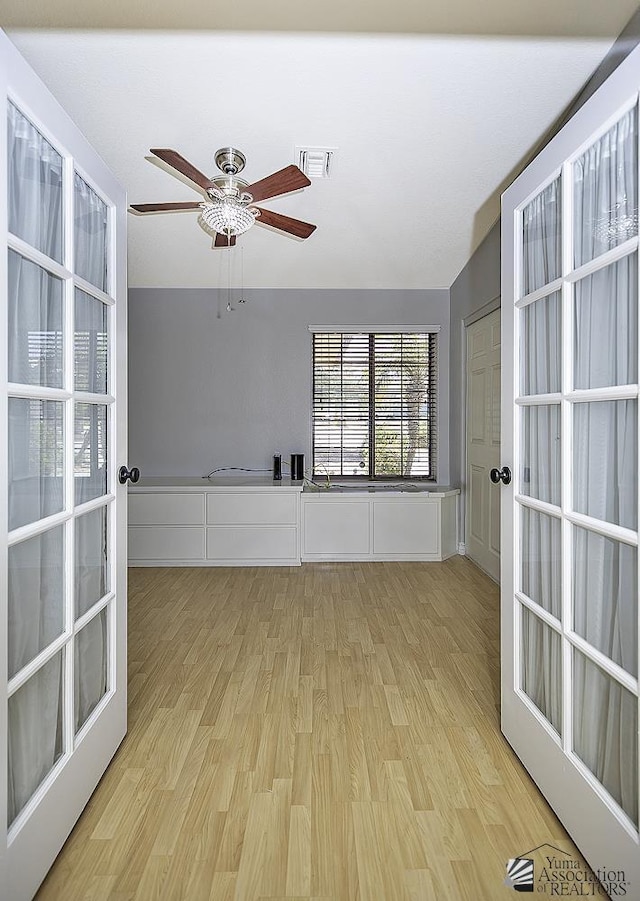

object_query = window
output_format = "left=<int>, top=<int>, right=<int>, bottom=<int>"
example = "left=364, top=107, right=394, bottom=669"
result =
left=312, top=331, right=437, bottom=479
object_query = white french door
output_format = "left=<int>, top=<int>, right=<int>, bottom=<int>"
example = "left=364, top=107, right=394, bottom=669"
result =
left=501, top=43, right=640, bottom=890
left=0, top=32, right=128, bottom=899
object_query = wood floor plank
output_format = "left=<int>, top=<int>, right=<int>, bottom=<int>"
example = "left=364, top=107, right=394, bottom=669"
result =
left=36, top=559, right=586, bottom=900
left=285, top=804, right=311, bottom=896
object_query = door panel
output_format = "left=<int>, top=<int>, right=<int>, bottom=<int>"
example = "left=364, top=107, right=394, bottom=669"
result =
left=502, top=44, right=640, bottom=888
left=1, top=31, right=127, bottom=899
left=470, top=368, right=487, bottom=442
left=470, top=465, right=486, bottom=542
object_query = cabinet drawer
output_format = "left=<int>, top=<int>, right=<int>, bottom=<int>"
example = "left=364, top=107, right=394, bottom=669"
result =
left=207, top=526, right=297, bottom=560
left=207, top=492, right=297, bottom=525
left=129, top=493, right=205, bottom=526
left=128, top=526, right=205, bottom=560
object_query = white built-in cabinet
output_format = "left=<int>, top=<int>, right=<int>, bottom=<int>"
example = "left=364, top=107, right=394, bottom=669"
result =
left=128, top=477, right=458, bottom=566
left=128, top=478, right=301, bottom=566
left=301, top=490, right=458, bottom=561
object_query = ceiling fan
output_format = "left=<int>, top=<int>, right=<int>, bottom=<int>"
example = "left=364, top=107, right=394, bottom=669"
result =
left=130, top=147, right=317, bottom=248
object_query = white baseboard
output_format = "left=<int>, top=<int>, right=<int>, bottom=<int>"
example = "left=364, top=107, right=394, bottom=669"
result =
left=457, top=543, right=466, bottom=555
left=128, top=558, right=302, bottom=567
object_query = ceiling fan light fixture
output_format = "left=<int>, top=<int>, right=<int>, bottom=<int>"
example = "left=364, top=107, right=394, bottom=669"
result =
left=199, top=194, right=260, bottom=237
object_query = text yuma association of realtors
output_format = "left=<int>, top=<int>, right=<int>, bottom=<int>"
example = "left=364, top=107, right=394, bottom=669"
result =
left=538, top=855, right=628, bottom=897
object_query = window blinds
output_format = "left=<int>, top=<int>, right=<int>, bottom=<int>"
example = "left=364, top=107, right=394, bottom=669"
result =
left=312, top=332, right=437, bottom=479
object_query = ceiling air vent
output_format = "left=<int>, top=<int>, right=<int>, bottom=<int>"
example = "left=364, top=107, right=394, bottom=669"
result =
left=296, top=146, right=336, bottom=179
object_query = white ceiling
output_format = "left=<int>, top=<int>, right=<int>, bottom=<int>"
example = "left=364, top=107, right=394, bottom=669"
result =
left=7, top=4, right=636, bottom=289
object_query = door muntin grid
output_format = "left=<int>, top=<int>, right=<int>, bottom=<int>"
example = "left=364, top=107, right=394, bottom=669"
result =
left=6, top=101, right=117, bottom=832
left=514, top=102, right=640, bottom=831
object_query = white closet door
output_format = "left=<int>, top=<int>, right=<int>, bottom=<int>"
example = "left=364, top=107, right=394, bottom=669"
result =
left=501, top=42, right=640, bottom=891
left=466, top=308, right=501, bottom=581
left=0, top=31, right=128, bottom=900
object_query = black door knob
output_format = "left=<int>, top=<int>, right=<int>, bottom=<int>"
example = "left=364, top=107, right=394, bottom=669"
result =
left=490, top=466, right=512, bottom=485
left=119, top=465, right=140, bottom=485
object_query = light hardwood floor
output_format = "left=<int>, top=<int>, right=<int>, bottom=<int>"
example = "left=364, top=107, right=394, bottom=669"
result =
left=36, top=558, right=583, bottom=900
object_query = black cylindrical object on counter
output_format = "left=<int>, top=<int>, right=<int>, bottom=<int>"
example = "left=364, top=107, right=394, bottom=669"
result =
left=290, top=453, right=305, bottom=481
left=273, top=454, right=282, bottom=480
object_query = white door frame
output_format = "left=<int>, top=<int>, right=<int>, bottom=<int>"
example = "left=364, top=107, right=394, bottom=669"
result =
left=501, top=39, right=640, bottom=888
left=0, top=30, right=128, bottom=899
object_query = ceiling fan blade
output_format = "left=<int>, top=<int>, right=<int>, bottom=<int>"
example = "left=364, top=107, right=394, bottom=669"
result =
left=255, top=207, right=316, bottom=239
left=149, top=148, right=213, bottom=191
left=244, top=165, right=310, bottom=203
left=214, top=233, right=237, bottom=247
left=130, top=202, right=202, bottom=213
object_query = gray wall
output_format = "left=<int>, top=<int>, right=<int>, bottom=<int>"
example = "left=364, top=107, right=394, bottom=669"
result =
left=129, top=288, right=451, bottom=484
left=448, top=6, right=640, bottom=529
left=449, top=221, right=500, bottom=489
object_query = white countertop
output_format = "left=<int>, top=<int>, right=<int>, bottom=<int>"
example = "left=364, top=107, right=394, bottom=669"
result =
left=130, top=476, right=459, bottom=497
left=304, top=484, right=459, bottom=497
left=130, top=475, right=304, bottom=492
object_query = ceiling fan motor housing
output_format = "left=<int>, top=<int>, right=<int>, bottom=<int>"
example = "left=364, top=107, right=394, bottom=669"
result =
left=214, top=147, right=246, bottom=176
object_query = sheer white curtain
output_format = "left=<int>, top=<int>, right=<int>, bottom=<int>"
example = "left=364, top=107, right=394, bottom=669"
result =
left=522, top=178, right=561, bottom=293
left=75, top=609, right=108, bottom=732
left=74, top=174, right=108, bottom=292
left=8, top=524, right=65, bottom=828
left=520, top=184, right=563, bottom=732
left=8, top=398, right=65, bottom=825
left=8, top=656, right=63, bottom=827
left=8, top=101, right=62, bottom=262
left=574, top=109, right=638, bottom=267
left=8, top=528, right=64, bottom=681
left=572, top=108, right=637, bottom=825
left=7, top=105, right=108, bottom=826
left=7, top=104, right=66, bottom=827
left=8, top=249, right=63, bottom=388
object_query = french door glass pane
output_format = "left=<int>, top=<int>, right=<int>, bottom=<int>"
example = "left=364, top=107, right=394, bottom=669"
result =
left=522, top=177, right=561, bottom=295
left=7, top=651, right=64, bottom=827
left=8, top=525, right=65, bottom=680
left=74, top=174, right=108, bottom=293
left=573, top=400, right=637, bottom=530
left=520, top=506, right=561, bottom=618
left=74, top=403, right=107, bottom=505
left=75, top=608, right=108, bottom=733
left=574, top=107, right=638, bottom=267
left=521, top=606, right=562, bottom=735
left=520, top=405, right=561, bottom=505
left=74, top=289, right=108, bottom=394
left=8, top=250, right=63, bottom=388
left=573, top=526, right=637, bottom=677
left=7, top=102, right=63, bottom=263
left=573, top=650, right=638, bottom=827
left=75, top=506, right=109, bottom=619
left=574, top=254, right=638, bottom=389
left=8, top=398, right=64, bottom=531
left=520, top=291, right=561, bottom=395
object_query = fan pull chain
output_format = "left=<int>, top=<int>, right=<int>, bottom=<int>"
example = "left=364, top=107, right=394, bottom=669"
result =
left=239, top=245, right=246, bottom=304
left=226, top=238, right=233, bottom=312
left=216, top=242, right=224, bottom=318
